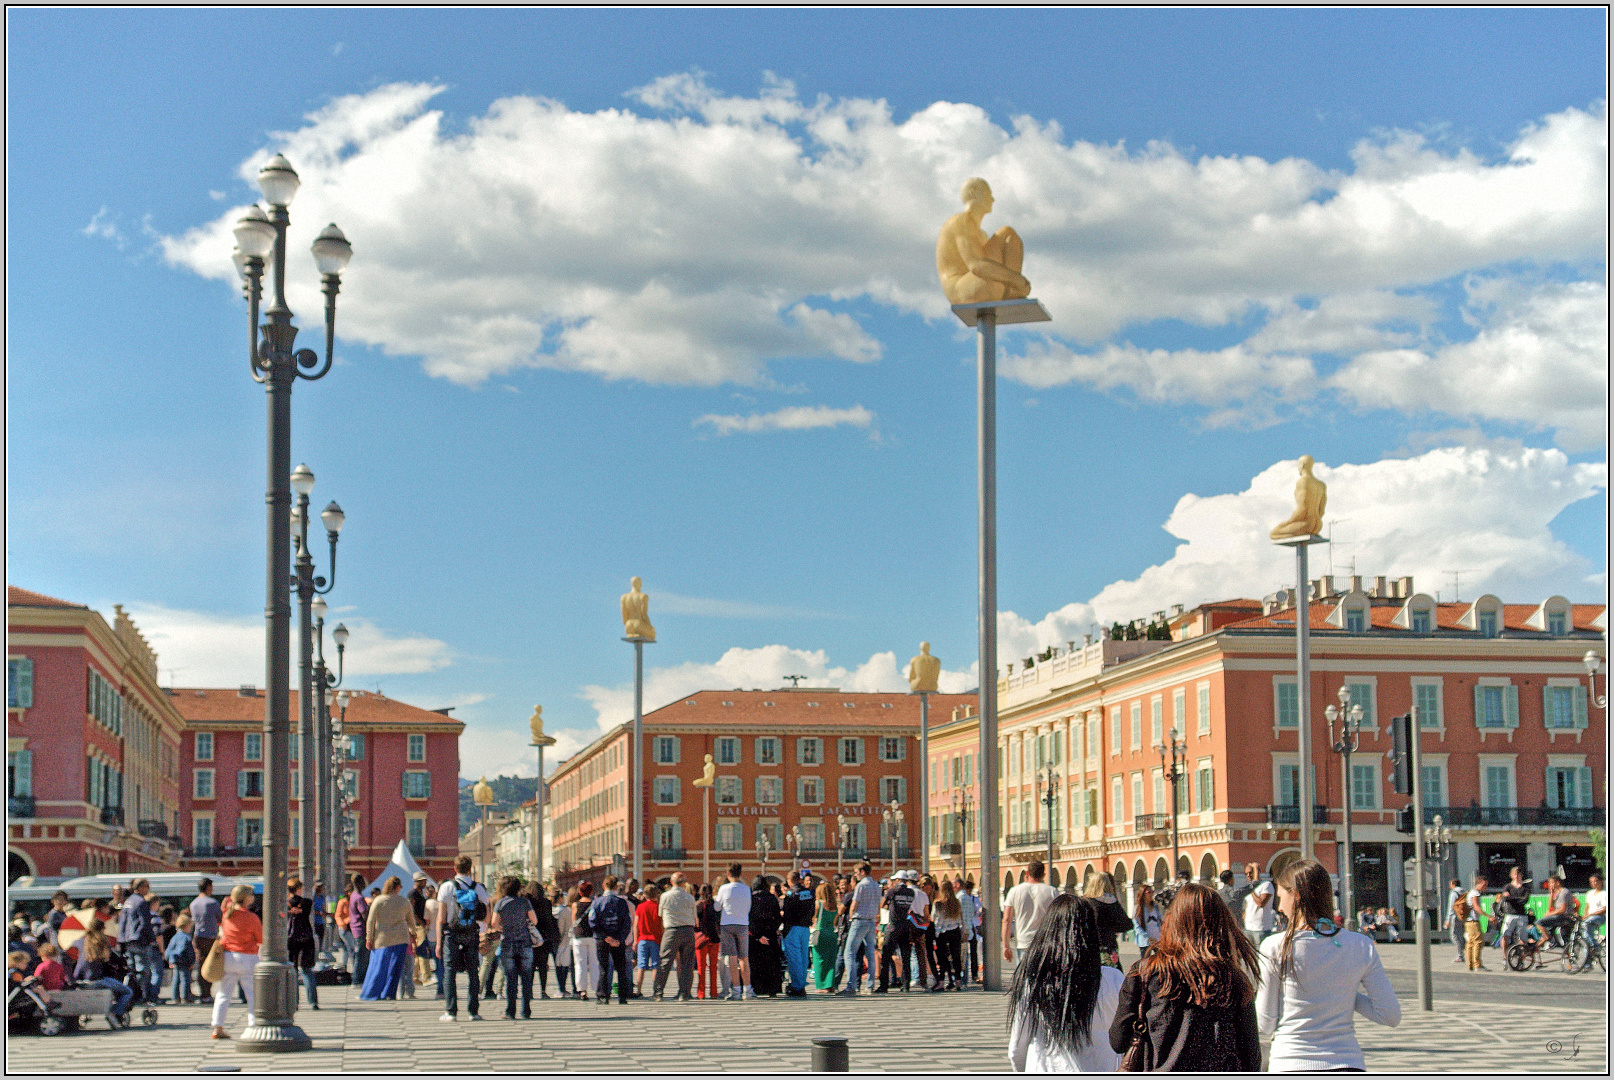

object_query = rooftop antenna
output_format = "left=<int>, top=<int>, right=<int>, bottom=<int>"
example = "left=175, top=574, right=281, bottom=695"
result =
left=1325, top=518, right=1349, bottom=578
left=783, top=674, right=807, bottom=688
left=1443, top=570, right=1475, bottom=604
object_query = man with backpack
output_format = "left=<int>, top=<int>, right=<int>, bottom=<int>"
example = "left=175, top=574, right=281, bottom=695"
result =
left=435, top=855, right=490, bottom=1021
left=589, top=875, right=635, bottom=1005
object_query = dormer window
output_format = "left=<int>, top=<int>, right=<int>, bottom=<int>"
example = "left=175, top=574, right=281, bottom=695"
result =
left=1411, top=609, right=1431, bottom=632
left=1479, top=611, right=1498, bottom=638
left=1459, top=595, right=1504, bottom=637
left=1346, top=607, right=1366, bottom=633
left=1548, top=612, right=1567, bottom=635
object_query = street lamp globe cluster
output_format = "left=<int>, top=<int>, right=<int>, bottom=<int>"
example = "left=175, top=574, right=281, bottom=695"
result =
left=1326, top=684, right=1365, bottom=929
left=230, top=153, right=352, bottom=1055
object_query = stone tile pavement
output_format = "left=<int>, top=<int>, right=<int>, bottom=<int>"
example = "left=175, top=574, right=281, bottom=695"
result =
left=7, top=980, right=1605, bottom=1072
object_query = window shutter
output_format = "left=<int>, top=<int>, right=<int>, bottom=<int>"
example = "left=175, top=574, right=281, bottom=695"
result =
left=237, top=817, right=248, bottom=847
left=13, top=750, right=31, bottom=796
left=1504, top=684, right=1519, bottom=728
left=1542, top=684, right=1554, bottom=729
left=1578, top=767, right=1593, bottom=808
left=1473, top=685, right=1485, bottom=729
left=17, top=659, right=33, bottom=708
left=1573, top=685, right=1589, bottom=729
left=672, top=736, right=681, bottom=764
left=238, top=771, right=248, bottom=798
left=897, top=738, right=906, bottom=762
left=897, top=777, right=907, bottom=803
left=671, top=821, right=683, bottom=849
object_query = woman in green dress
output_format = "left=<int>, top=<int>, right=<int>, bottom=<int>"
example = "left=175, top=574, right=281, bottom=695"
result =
left=810, top=880, right=841, bottom=992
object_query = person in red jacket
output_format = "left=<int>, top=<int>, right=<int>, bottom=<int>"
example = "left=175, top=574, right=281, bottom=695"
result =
left=633, top=884, right=664, bottom=999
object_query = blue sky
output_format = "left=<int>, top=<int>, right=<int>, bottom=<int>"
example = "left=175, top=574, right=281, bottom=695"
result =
left=7, top=8, right=1606, bottom=778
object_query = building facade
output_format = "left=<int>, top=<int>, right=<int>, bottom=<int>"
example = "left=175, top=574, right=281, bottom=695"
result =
left=928, top=578, right=1606, bottom=925
left=8, top=587, right=186, bottom=882
left=547, top=689, right=972, bottom=893
left=173, top=687, right=464, bottom=883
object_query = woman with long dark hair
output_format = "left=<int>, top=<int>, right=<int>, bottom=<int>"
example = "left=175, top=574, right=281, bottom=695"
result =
left=1256, top=859, right=1400, bottom=1071
left=695, top=882, right=722, bottom=999
left=1134, top=884, right=1162, bottom=949
left=1108, top=883, right=1262, bottom=1070
left=1007, top=895, right=1123, bottom=1072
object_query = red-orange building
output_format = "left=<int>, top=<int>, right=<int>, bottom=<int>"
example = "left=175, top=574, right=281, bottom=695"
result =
left=172, top=687, right=465, bottom=883
left=8, top=587, right=185, bottom=882
left=548, top=689, right=973, bottom=892
left=930, top=577, right=1606, bottom=924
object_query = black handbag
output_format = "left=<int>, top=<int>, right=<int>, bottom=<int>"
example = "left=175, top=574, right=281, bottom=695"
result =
left=1118, top=974, right=1151, bottom=1072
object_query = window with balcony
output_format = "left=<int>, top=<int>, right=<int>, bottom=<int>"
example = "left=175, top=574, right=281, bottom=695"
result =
left=756, top=777, right=783, bottom=805
left=7, top=750, right=32, bottom=816
left=237, top=770, right=264, bottom=798
left=195, top=732, right=213, bottom=761
left=1482, top=763, right=1514, bottom=807
left=407, top=815, right=426, bottom=856
left=655, top=777, right=680, bottom=805
left=193, top=817, right=212, bottom=851
left=343, top=770, right=358, bottom=800
left=408, top=734, right=426, bottom=762
left=756, top=737, right=780, bottom=765
left=716, top=737, right=740, bottom=765
left=797, top=737, right=821, bottom=765
left=802, top=822, right=824, bottom=848
left=1419, top=763, right=1445, bottom=807
left=1350, top=763, right=1379, bottom=809
left=1131, top=774, right=1143, bottom=819
left=1546, top=765, right=1592, bottom=809
left=236, top=815, right=263, bottom=847
left=715, top=776, right=741, bottom=805
left=880, top=777, right=905, bottom=804
left=244, top=733, right=262, bottom=762
left=402, top=770, right=431, bottom=799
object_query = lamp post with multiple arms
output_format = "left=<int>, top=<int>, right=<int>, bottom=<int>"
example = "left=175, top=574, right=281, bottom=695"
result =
left=882, top=800, right=904, bottom=876
left=836, top=815, right=851, bottom=878
left=231, top=153, right=352, bottom=1054
left=756, top=830, right=773, bottom=878
left=952, top=786, right=974, bottom=877
left=331, top=690, right=351, bottom=905
left=308, top=599, right=345, bottom=964
left=1326, top=686, right=1365, bottom=929
left=1155, top=728, right=1187, bottom=879
left=290, top=468, right=344, bottom=892
left=1037, top=769, right=1057, bottom=876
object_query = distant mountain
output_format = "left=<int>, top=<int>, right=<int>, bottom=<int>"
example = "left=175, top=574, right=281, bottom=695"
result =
left=458, top=774, right=540, bottom=837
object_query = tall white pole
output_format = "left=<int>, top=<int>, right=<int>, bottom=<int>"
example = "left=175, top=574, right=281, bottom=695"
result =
left=919, top=691, right=930, bottom=876
left=633, top=640, right=644, bottom=885
left=1296, top=542, right=1314, bottom=860
left=977, top=309, right=1002, bottom=992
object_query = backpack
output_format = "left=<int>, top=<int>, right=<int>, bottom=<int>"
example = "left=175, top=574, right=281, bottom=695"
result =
left=1452, top=895, right=1471, bottom=921
left=448, top=879, right=485, bottom=934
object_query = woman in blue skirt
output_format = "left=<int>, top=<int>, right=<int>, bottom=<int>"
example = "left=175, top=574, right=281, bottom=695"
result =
left=360, top=877, right=419, bottom=1000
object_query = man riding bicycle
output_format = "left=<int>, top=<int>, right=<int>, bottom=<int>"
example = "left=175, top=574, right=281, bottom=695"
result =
left=1537, top=875, right=1576, bottom=948
left=1580, top=874, right=1606, bottom=954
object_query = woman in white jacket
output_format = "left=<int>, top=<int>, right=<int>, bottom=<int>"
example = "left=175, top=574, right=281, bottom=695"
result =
left=1256, top=859, right=1400, bottom=1071
left=1007, top=895, right=1124, bottom=1072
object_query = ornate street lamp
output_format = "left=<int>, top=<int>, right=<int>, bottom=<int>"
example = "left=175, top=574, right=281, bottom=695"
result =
left=291, top=473, right=343, bottom=893
left=1326, top=686, right=1365, bottom=928
left=1154, top=727, right=1188, bottom=882
left=1037, top=769, right=1057, bottom=877
left=309, top=602, right=345, bottom=966
left=1586, top=651, right=1607, bottom=712
left=882, top=800, right=904, bottom=877
left=756, top=830, right=773, bottom=877
left=231, top=153, right=351, bottom=1055
left=836, top=814, right=851, bottom=878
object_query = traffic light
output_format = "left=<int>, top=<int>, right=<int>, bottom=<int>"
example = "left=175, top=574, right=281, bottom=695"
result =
left=1395, top=803, right=1415, bottom=834
left=1389, top=712, right=1413, bottom=794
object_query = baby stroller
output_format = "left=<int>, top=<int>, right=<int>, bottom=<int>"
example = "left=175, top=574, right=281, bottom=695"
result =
left=106, top=947, right=160, bottom=1029
left=9, top=974, right=127, bottom=1035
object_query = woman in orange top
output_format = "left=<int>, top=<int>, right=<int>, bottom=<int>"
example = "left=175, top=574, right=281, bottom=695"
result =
left=211, top=884, right=262, bottom=1040
left=334, top=893, right=353, bottom=973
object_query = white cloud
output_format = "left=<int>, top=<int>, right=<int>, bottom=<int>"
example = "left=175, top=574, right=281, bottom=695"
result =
left=1330, top=279, right=1608, bottom=450
left=1081, top=446, right=1606, bottom=627
left=693, top=404, right=875, bottom=436
left=156, top=81, right=1604, bottom=444
left=577, top=643, right=974, bottom=734
left=83, top=206, right=126, bottom=248
left=120, top=603, right=455, bottom=687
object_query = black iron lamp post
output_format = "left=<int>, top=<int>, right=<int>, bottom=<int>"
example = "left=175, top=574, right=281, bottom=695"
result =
left=310, top=600, right=346, bottom=963
left=1154, top=728, right=1187, bottom=880
left=1326, top=686, right=1365, bottom=929
left=952, top=786, right=974, bottom=877
left=882, top=801, right=904, bottom=876
left=231, top=152, right=352, bottom=1054
left=836, top=814, right=851, bottom=878
left=291, top=473, right=343, bottom=892
left=332, top=689, right=352, bottom=899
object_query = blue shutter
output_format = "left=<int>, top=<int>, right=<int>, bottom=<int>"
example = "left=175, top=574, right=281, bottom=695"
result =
left=1578, top=767, right=1593, bottom=808
left=1504, top=685, right=1519, bottom=729
left=1473, top=685, right=1485, bottom=729
left=238, top=771, right=248, bottom=798
left=1573, top=685, right=1589, bottom=730
left=11, top=750, right=32, bottom=797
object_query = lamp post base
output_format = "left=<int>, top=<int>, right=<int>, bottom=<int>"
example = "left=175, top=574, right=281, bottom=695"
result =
left=237, top=962, right=311, bottom=1053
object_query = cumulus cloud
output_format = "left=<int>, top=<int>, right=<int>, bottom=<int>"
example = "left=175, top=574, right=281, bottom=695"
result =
left=1331, top=279, right=1608, bottom=450
left=693, top=403, right=875, bottom=436
left=156, top=79, right=1604, bottom=443
left=577, top=643, right=974, bottom=734
left=121, top=603, right=454, bottom=687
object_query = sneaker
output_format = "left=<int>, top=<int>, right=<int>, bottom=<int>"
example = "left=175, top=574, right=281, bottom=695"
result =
left=835, top=988, right=858, bottom=997
left=522, top=1011, right=532, bottom=1019
left=439, top=1012, right=455, bottom=1022
left=469, top=1013, right=483, bottom=1021
left=652, top=994, right=664, bottom=1002
left=743, top=987, right=757, bottom=1000
left=871, top=987, right=889, bottom=994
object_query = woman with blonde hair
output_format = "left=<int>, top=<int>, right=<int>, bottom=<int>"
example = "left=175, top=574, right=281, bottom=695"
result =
left=361, top=876, right=419, bottom=1001
left=1082, top=871, right=1134, bottom=969
left=810, top=880, right=840, bottom=992
left=1256, top=859, right=1400, bottom=1071
left=210, top=884, right=261, bottom=1040
left=72, top=918, right=135, bottom=1021
left=931, top=878, right=965, bottom=991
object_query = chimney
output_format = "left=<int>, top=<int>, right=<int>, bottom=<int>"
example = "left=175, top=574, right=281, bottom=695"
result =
left=1396, top=575, right=1414, bottom=599
left=1373, top=575, right=1387, bottom=598
left=1170, top=603, right=1185, bottom=617
left=1350, top=574, right=1363, bottom=594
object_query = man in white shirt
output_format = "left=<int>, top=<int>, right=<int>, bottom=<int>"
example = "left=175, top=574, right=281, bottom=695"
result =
left=1444, top=879, right=1465, bottom=962
left=1463, top=875, right=1489, bottom=970
left=1001, top=860, right=1059, bottom=967
left=715, top=863, right=753, bottom=1001
left=1580, top=873, right=1605, bottom=954
left=1242, top=861, right=1276, bottom=946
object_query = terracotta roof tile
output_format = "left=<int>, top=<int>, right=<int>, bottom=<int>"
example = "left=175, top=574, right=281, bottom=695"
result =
left=643, top=689, right=975, bottom=729
left=7, top=585, right=85, bottom=609
left=170, top=686, right=463, bottom=728
left=1226, top=600, right=1607, bottom=633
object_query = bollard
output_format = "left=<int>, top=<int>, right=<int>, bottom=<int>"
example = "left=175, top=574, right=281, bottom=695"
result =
left=811, top=1036, right=850, bottom=1072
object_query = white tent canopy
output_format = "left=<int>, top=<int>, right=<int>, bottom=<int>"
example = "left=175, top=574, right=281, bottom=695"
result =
left=364, top=840, right=436, bottom=895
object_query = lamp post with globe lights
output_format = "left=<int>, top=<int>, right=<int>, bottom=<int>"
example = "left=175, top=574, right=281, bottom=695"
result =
left=309, top=604, right=346, bottom=963
left=1326, top=686, right=1365, bottom=929
left=229, top=153, right=351, bottom=1054
left=290, top=468, right=344, bottom=891
left=882, top=801, right=904, bottom=877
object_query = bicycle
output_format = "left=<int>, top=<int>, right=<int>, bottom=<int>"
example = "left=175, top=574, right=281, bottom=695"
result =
left=1567, top=924, right=1605, bottom=974
left=1506, top=916, right=1580, bottom=972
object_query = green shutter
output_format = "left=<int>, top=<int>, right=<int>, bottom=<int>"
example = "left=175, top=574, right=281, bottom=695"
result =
left=1574, top=685, right=1589, bottom=729
left=238, top=771, right=248, bottom=798
left=16, top=659, right=33, bottom=708
left=1504, top=684, right=1519, bottom=729
left=1578, top=767, right=1593, bottom=808
left=1473, top=685, right=1485, bottom=729
left=1542, top=684, right=1556, bottom=729
left=12, top=750, right=32, bottom=797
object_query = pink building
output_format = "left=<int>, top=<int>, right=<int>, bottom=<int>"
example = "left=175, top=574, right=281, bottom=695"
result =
left=8, top=587, right=186, bottom=882
left=172, top=687, right=464, bottom=883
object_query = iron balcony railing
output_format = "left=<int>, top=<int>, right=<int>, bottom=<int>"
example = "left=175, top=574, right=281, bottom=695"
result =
left=137, top=819, right=169, bottom=839
left=1134, top=813, right=1172, bottom=834
left=99, top=806, right=125, bottom=826
left=8, top=795, right=36, bottom=818
left=1005, top=831, right=1050, bottom=849
left=648, top=848, right=687, bottom=862
left=1265, top=805, right=1330, bottom=825
left=938, top=842, right=964, bottom=856
left=1412, top=805, right=1606, bottom=829
left=183, top=845, right=264, bottom=859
